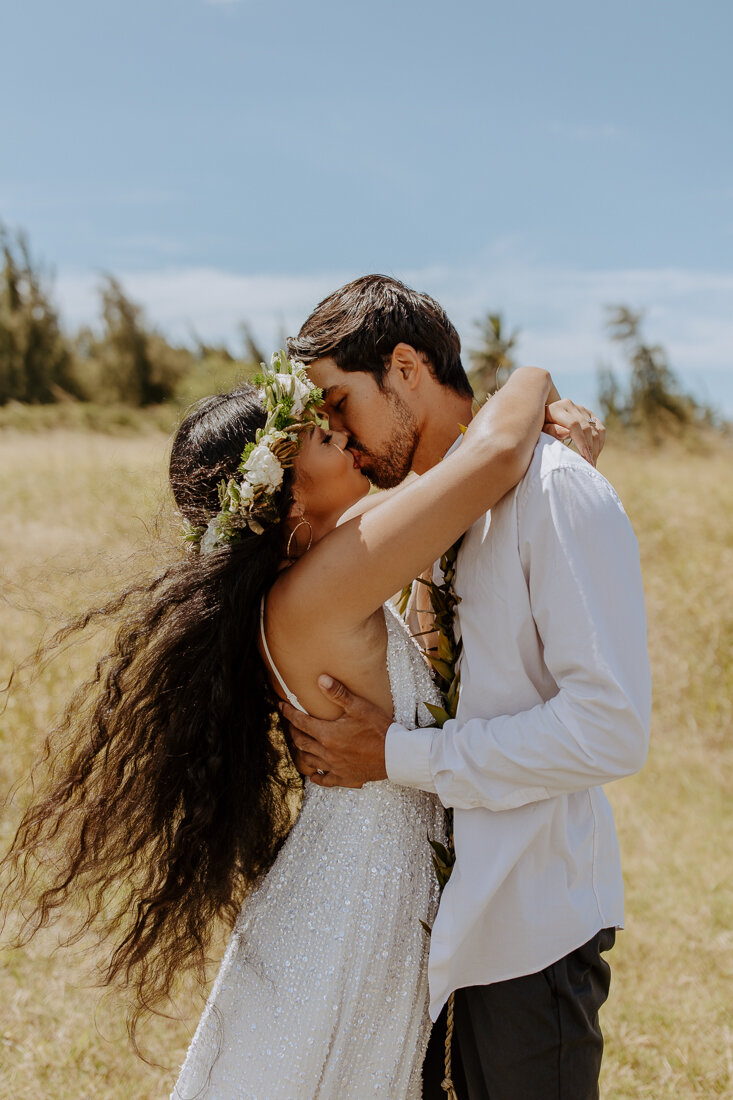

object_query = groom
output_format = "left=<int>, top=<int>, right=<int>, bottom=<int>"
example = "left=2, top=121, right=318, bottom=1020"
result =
left=283, top=275, right=651, bottom=1099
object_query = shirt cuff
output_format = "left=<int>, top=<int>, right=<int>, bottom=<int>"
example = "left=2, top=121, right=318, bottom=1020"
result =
left=385, top=722, right=438, bottom=793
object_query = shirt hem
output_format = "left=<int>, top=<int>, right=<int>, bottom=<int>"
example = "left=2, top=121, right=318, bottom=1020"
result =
left=428, top=915, right=625, bottom=1020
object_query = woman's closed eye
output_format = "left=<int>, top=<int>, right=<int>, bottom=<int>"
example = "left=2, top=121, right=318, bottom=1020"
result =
left=322, top=432, right=333, bottom=445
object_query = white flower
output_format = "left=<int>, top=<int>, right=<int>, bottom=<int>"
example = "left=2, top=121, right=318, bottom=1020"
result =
left=200, top=516, right=224, bottom=555
left=238, top=479, right=256, bottom=508
left=243, top=443, right=283, bottom=492
left=273, top=372, right=314, bottom=417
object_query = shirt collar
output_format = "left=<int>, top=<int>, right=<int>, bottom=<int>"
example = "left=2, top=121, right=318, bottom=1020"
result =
left=443, top=433, right=464, bottom=460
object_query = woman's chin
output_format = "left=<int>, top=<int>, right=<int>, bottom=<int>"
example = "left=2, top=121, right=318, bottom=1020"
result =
left=350, top=478, right=371, bottom=504
left=334, top=481, right=371, bottom=525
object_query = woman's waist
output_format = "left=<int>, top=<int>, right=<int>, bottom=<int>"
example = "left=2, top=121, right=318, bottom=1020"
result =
left=302, top=778, right=442, bottom=829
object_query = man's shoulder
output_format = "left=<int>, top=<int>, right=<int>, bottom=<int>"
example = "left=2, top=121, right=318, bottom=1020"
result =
left=519, top=435, right=625, bottom=517
left=527, top=433, right=590, bottom=478
left=523, top=435, right=615, bottom=491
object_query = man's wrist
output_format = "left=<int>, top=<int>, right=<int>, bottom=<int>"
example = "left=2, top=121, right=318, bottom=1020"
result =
left=385, top=722, right=437, bottom=793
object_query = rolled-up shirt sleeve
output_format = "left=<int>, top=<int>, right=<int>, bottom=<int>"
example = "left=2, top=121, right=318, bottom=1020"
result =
left=385, top=464, right=651, bottom=810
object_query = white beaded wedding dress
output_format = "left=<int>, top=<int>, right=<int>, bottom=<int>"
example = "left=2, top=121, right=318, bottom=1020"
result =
left=171, top=602, right=445, bottom=1100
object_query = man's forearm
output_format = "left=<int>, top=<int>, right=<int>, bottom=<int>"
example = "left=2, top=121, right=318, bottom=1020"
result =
left=386, top=685, right=649, bottom=810
left=388, top=462, right=651, bottom=809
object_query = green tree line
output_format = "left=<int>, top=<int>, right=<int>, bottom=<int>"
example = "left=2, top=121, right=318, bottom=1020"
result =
left=1, top=223, right=725, bottom=440
left=0, top=224, right=257, bottom=409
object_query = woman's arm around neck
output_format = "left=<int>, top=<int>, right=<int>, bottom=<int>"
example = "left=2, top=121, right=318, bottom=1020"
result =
left=273, top=366, right=551, bottom=632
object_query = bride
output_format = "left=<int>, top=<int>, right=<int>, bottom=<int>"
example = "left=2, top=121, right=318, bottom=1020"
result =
left=1, top=353, right=596, bottom=1098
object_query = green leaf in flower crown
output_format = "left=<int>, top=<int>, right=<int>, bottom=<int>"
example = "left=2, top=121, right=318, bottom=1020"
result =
left=182, top=522, right=205, bottom=543
left=424, top=703, right=451, bottom=727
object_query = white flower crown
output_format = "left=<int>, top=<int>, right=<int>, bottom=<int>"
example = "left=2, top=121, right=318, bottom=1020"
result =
left=184, top=351, right=323, bottom=553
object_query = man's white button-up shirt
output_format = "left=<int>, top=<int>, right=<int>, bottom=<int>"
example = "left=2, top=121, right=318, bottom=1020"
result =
left=385, top=435, right=651, bottom=1020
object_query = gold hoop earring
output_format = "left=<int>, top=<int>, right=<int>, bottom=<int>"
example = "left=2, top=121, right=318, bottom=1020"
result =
left=287, top=515, right=313, bottom=559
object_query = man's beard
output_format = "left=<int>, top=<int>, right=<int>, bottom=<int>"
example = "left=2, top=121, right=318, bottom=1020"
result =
left=349, top=391, right=420, bottom=489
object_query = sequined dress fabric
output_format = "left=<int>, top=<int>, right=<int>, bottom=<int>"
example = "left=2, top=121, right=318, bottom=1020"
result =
left=171, top=603, right=445, bottom=1100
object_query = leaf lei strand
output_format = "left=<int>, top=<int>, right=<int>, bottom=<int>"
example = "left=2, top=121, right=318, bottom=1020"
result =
left=399, top=536, right=463, bottom=893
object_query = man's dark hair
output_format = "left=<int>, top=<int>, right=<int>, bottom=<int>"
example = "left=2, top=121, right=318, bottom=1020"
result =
left=288, top=274, right=473, bottom=398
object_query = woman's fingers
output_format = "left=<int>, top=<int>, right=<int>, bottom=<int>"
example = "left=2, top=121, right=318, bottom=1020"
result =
left=544, top=399, right=605, bottom=466
left=571, top=405, right=605, bottom=464
left=541, top=423, right=570, bottom=441
left=296, top=750, right=325, bottom=776
left=568, top=405, right=596, bottom=464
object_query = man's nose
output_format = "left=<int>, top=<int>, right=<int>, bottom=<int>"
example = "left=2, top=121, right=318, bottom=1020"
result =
left=327, top=406, right=345, bottom=433
left=332, top=429, right=350, bottom=450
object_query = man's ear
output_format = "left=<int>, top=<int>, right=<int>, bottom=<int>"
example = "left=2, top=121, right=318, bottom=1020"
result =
left=389, top=343, right=423, bottom=391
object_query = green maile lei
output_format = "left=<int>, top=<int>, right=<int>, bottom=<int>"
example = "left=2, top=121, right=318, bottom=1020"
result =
left=398, top=421, right=473, bottom=904
left=399, top=535, right=463, bottom=1100
left=398, top=535, right=463, bottom=915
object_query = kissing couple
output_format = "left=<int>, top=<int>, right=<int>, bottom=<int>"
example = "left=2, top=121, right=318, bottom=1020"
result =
left=3, top=275, right=651, bottom=1099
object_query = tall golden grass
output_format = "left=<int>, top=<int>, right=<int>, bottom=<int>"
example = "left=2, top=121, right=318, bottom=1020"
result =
left=0, top=428, right=731, bottom=1098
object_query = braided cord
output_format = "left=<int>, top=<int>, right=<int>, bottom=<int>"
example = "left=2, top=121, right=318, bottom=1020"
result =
left=441, top=990, right=459, bottom=1098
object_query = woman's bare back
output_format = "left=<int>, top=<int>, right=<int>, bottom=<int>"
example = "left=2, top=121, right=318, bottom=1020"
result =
left=260, top=589, right=397, bottom=719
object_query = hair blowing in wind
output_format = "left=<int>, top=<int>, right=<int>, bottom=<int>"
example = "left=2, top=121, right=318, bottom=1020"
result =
left=0, top=386, right=302, bottom=1047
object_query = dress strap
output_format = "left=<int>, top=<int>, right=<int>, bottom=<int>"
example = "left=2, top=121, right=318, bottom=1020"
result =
left=259, top=595, right=308, bottom=714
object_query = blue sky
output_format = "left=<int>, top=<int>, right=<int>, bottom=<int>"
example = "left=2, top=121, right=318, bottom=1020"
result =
left=2, top=0, right=732, bottom=410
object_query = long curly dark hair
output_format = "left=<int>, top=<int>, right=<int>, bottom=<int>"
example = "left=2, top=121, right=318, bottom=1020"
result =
left=0, top=385, right=302, bottom=1044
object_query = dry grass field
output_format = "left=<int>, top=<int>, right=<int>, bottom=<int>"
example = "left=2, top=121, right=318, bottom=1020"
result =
left=1, top=426, right=731, bottom=1098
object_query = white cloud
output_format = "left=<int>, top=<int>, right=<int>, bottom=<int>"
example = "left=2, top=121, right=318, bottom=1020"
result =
left=56, top=268, right=341, bottom=349
left=55, top=260, right=733, bottom=412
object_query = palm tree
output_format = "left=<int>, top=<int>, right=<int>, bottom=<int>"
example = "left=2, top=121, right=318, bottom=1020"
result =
left=468, top=312, right=519, bottom=400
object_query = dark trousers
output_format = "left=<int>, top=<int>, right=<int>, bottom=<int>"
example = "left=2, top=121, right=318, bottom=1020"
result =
left=423, top=929, right=615, bottom=1100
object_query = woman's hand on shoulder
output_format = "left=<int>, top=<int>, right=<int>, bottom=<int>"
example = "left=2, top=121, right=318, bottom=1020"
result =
left=542, top=398, right=605, bottom=466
